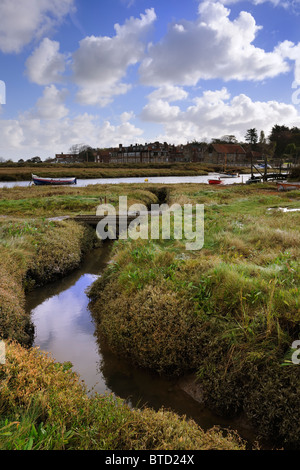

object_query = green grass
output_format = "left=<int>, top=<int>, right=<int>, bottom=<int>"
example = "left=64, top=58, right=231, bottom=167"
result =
left=0, top=184, right=249, bottom=450
left=1, top=181, right=299, bottom=449
left=88, top=182, right=300, bottom=448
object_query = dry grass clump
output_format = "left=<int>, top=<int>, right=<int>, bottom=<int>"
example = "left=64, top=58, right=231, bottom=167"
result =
left=88, top=183, right=300, bottom=447
left=0, top=218, right=97, bottom=343
left=91, top=280, right=202, bottom=376
left=0, top=261, right=29, bottom=344
left=126, top=408, right=245, bottom=450
left=0, top=342, right=245, bottom=450
left=26, top=220, right=96, bottom=285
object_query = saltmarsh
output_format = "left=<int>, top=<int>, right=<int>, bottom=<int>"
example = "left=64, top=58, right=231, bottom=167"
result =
left=0, top=182, right=250, bottom=451
left=0, top=181, right=299, bottom=449
left=88, top=182, right=300, bottom=448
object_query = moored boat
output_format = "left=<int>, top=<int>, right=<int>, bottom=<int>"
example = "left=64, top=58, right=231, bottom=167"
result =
left=219, top=172, right=239, bottom=178
left=277, top=181, right=300, bottom=191
left=208, top=179, right=223, bottom=185
left=32, top=174, right=77, bottom=186
left=246, top=176, right=261, bottom=184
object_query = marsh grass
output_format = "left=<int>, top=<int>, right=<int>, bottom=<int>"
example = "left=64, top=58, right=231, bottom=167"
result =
left=0, top=217, right=98, bottom=344
left=0, top=181, right=299, bottom=448
left=0, top=342, right=245, bottom=450
left=88, top=182, right=300, bottom=447
left=0, top=185, right=160, bottom=217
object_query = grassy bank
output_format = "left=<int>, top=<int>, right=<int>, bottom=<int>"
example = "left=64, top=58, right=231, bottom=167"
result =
left=0, top=342, right=244, bottom=450
left=0, top=184, right=160, bottom=217
left=0, top=217, right=97, bottom=344
left=0, top=185, right=162, bottom=217
left=0, top=186, right=246, bottom=450
left=88, top=182, right=300, bottom=448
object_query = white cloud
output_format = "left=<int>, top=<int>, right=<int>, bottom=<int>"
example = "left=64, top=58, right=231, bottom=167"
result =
left=0, top=113, right=144, bottom=160
left=0, top=0, right=75, bottom=54
left=140, top=85, right=188, bottom=122
left=98, top=120, right=144, bottom=147
left=275, top=40, right=300, bottom=86
left=0, top=88, right=144, bottom=159
left=219, top=0, right=294, bottom=6
left=139, top=1, right=289, bottom=86
left=26, top=85, right=69, bottom=120
left=147, top=85, right=188, bottom=102
left=26, top=38, right=67, bottom=85
left=72, top=8, right=156, bottom=106
left=141, top=87, right=300, bottom=143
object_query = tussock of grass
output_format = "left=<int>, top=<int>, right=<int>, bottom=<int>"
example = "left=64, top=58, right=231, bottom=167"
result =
left=0, top=342, right=245, bottom=450
left=88, top=183, right=300, bottom=448
left=0, top=218, right=98, bottom=343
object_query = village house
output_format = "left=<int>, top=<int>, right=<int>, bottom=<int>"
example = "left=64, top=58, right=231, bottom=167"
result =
left=56, top=141, right=262, bottom=166
left=203, top=143, right=247, bottom=166
left=106, top=142, right=171, bottom=164
left=55, top=153, right=78, bottom=163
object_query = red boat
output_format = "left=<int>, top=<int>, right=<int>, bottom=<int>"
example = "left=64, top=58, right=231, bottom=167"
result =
left=208, top=179, right=223, bottom=185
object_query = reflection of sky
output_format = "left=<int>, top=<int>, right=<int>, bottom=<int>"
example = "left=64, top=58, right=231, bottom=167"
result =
left=30, top=262, right=260, bottom=443
left=32, top=273, right=109, bottom=394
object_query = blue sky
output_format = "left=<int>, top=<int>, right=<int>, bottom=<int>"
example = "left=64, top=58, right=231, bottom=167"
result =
left=1, top=0, right=300, bottom=161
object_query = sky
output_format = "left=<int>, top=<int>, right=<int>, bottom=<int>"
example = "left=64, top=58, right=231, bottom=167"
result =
left=1, top=0, right=300, bottom=161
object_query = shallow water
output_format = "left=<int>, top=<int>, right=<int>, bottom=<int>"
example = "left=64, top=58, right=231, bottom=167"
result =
left=25, top=243, right=260, bottom=445
left=0, top=173, right=251, bottom=188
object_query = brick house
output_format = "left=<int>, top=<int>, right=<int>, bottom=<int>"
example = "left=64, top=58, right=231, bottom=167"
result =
left=203, top=143, right=247, bottom=165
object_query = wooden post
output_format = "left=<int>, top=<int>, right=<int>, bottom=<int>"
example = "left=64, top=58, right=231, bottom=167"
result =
left=263, top=154, right=267, bottom=182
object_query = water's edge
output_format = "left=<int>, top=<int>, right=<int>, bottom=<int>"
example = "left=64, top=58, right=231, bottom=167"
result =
left=25, top=243, right=261, bottom=447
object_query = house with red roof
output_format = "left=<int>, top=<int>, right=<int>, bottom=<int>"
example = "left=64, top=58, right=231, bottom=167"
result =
left=204, top=143, right=247, bottom=165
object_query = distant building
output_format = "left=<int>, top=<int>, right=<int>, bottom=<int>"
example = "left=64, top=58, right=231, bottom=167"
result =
left=55, top=153, right=78, bottom=163
left=55, top=141, right=259, bottom=165
left=203, top=143, right=247, bottom=165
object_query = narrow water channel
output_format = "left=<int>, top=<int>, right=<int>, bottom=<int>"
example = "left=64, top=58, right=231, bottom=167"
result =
left=25, top=243, right=259, bottom=446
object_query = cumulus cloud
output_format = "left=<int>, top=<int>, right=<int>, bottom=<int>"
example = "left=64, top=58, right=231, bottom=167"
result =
left=275, top=40, right=300, bottom=87
left=139, top=1, right=289, bottom=86
left=146, top=85, right=188, bottom=102
left=26, top=85, right=69, bottom=120
left=0, top=88, right=144, bottom=159
left=72, top=8, right=156, bottom=106
left=0, top=0, right=75, bottom=53
left=26, top=38, right=67, bottom=85
left=0, top=113, right=144, bottom=159
left=141, top=87, right=300, bottom=143
left=140, top=85, right=188, bottom=122
left=219, top=0, right=295, bottom=7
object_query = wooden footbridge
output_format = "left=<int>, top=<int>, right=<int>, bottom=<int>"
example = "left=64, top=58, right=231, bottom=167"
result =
left=70, top=210, right=163, bottom=227
left=71, top=213, right=139, bottom=227
left=250, top=162, right=289, bottom=182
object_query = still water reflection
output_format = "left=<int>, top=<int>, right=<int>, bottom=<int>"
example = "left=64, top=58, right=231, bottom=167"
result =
left=26, top=244, right=258, bottom=443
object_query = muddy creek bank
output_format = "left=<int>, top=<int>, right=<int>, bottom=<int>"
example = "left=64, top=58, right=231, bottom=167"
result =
left=25, top=243, right=262, bottom=447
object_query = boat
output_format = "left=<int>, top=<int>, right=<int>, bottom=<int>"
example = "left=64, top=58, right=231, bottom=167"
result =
left=208, top=179, right=223, bottom=185
left=246, top=176, right=261, bottom=184
left=277, top=182, right=300, bottom=191
left=219, top=171, right=239, bottom=178
left=32, top=174, right=77, bottom=186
